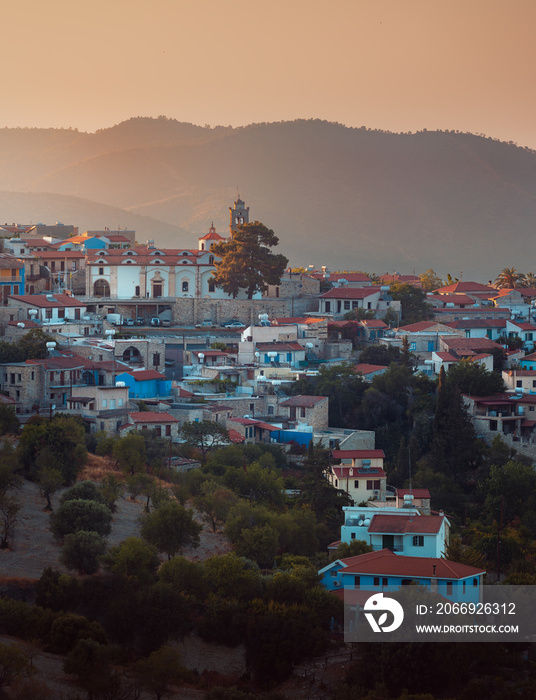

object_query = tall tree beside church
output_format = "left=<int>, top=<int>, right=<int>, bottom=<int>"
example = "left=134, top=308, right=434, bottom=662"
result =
left=429, top=367, right=477, bottom=478
left=210, top=222, right=288, bottom=299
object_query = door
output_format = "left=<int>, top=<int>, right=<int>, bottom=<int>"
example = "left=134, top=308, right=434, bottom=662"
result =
left=382, top=535, right=395, bottom=551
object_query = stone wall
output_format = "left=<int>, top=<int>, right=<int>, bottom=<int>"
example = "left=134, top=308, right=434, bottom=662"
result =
left=173, top=296, right=319, bottom=326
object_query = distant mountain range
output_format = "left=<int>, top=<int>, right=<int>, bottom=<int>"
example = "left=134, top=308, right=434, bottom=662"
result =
left=2, top=117, right=536, bottom=280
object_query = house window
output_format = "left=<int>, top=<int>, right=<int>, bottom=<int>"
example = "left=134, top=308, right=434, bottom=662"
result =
left=490, top=420, right=497, bottom=431
left=330, top=571, right=337, bottom=577
left=446, top=581, right=453, bottom=595
left=209, top=282, right=215, bottom=293
left=209, top=255, right=214, bottom=265
left=118, top=398, right=124, bottom=407
left=473, top=578, right=478, bottom=587
left=351, top=532, right=356, bottom=539
left=99, top=267, right=104, bottom=275
left=413, top=536, right=424, bottom=547
left=382, top=578, right=388, bottom=586
left=182, top=281, right=189, bottom=292
left=45, top=309, right=52, bottom=319
left=354, top=480, right=359, bottom=489
left=463, top=581, right=466, bottom=594
left=153, top=353, right=160, bottom=367
left=344, top=300, right=350, bottom=310
left=165, top=425, right=171, bottom=436
left=374, top=577, right=380, bottom=587
left=155, top=426, right=162, bottom=437
left=31, top=372, right=35, bottom=380
left=301, top=407, right=306, bottom=418
left=325, top=301, right=331, bottom=312
left=334, top=479, right=338, bottom=488
left=102, top=399, right=107, bottom=408
left=354, top=576, right=360, bottom=588
left=410, top=342, right=416, bottom=350
left=267, top=405, right=274, bottom=415
left=517, top=380, right=522, bottom=388
left=135, top=286, right=140, bottom=296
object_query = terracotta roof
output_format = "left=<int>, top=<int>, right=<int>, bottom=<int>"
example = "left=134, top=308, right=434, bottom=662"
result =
left=433, top=352, right=458, bottom=362
left=228, top=429, right=245, bottom=443
left=273, top=317, right=324, bottom=325
left=398, top=321, right=438, bottom=332
left=339, top=549, right=485, bottom=579
left=7, top=320, right=40, bottom=328
left=128, top=412, right=178, bottom=423
left=0, top=254, right=23, bottom=269
left=8, top=294, right=86, bottom=308
left=434, top=281, right=496, bottom=294
left=177, top=387, right=195, bottom=398
left=255, top=342, right=305, bottom=352
left=123, top=370, right=167, bottom=381
left=328, top=273, right=371, bottom=283
left=368, top=514, right=444, bottom=534
left=443, top=319, right=506, bottom=329
left=278, top=395, right=327, bottom=407
left=199, top=225, right=224, bottom=241
left=509, top=321, right=536, bottom=331
left=229, top=417, right=279, bottom=431
left=332, top=449, right=385, bottom=460
left=396, top=488, right=431, bottom=499
left=428, top=294, right=476, bottom=306
left=354, top=363, right=388, bottom=375
left=320, top=287, right=379, bottom=299
left=359, top=319, right=388, bottom=328
left=442, top=337, right=501, bottom=351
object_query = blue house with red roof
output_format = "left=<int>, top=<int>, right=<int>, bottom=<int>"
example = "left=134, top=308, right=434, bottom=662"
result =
left=319, top=549, right=484, bottom=604
left=115, top=369, right=172, bottom=399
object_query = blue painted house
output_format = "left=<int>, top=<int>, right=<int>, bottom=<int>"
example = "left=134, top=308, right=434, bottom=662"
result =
left=0, top=255, right=24, bottom=299
left=115, top=369, right=172, bottom=399
left=319, top=549, right=485, bottom=604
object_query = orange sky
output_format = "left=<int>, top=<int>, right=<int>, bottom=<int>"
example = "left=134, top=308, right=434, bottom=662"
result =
left=3, top=0, right=536, bottom=147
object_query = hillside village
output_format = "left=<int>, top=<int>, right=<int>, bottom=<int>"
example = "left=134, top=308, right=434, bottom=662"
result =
left=1, top=198, right=536, bottom=697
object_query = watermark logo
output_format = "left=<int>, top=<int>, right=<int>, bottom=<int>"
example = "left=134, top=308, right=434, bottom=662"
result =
left=364, top=593, right=405, bottom=633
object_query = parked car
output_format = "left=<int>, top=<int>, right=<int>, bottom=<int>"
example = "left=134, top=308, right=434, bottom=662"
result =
left=125, top=318, right=135, bottom=326
left=196, top=319, right=216, bottom=328
left=161, top=319, right=171, bottom=327
left=221, top=320, right=245, bottom=328
left=135, top=317, right=144, bottom=326
left=150, top=317, right=160, bottom=326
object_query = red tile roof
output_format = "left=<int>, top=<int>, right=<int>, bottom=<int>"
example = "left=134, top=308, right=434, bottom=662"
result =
left=255, top=342, right=305, bottom=352
left=9, top=294, right=86, bottom=308
left=273, top=317, right=324, bottom=325
left=279, top=395, right=327, bottom=407
left=396, top=488, right=431, bottom=499
left=368, top=514, right=444, bottom=534
left=332, top=449, right=385, bottom=460
left=433, top=281, right=496, bottom=294
left=338, top=549, right=485, bottom=579
left=359, top=319, right=388, bottom=328
left=320, top=287, right=379, bottom=299
left=124, top=370, right=167, bottom=381
left=128, top=412, right=178, bottom=423
left=354, top=363, right=388, bottom=375
left=442, top=337, right=501, bottom=350
left=328, top=273, right=371, bottom=283
left=228, top=429, right=245, bottom=443
left=427, top=294, right=476, bottom=306
left=398, top=321, right=438, bottom=332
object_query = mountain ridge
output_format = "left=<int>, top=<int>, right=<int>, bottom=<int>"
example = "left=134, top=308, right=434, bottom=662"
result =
left=1, top=118, right=536, bottom=278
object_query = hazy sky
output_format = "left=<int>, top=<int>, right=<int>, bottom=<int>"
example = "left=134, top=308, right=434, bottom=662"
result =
left=4, top=0, right=536, bottom=147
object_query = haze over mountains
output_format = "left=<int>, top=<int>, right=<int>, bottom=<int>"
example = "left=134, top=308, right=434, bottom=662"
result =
left=1, top=117, right=536, bottom=280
